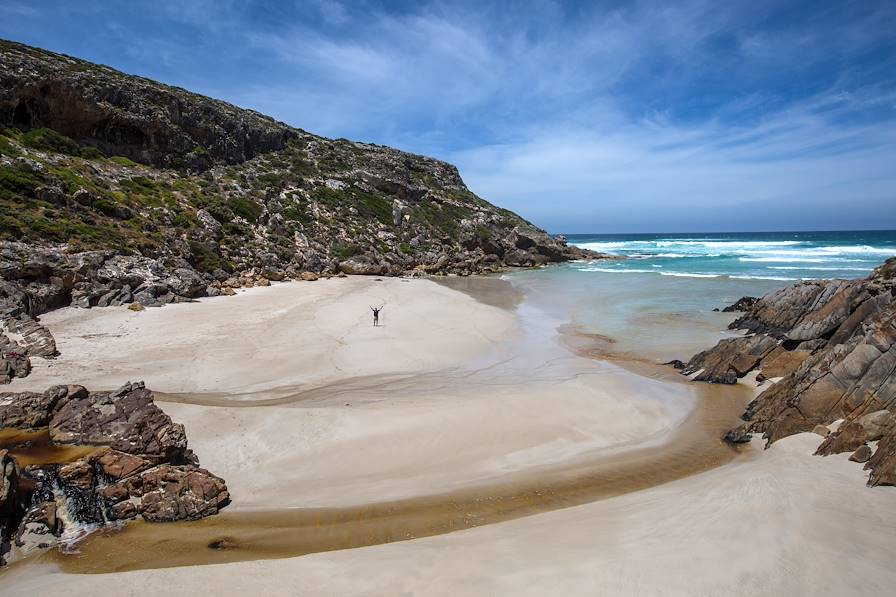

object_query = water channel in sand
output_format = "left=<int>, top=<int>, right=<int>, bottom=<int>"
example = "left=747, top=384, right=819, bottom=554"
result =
left=4, top=273, right=759, bottom=574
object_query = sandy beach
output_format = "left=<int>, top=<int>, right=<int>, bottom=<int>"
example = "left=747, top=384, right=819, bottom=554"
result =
left=3, top=274, right=895, bottom=595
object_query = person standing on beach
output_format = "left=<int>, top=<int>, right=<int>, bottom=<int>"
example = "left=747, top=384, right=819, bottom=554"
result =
left=370, top=305, right=383, bottom=327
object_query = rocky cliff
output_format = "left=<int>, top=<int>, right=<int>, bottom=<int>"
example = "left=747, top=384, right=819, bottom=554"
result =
left=0, top=39, right=295, bottom=169
left=0, top=38, right=609, bottom=383
left=0, top=39, right=600, bottom=280
left=681, top=258, right=896, bottom=486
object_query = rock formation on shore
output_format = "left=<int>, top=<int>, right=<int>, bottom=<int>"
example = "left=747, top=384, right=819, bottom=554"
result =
left=681, top=257, right=896, bottom=486
left=0, top=381, right=229, bottom=566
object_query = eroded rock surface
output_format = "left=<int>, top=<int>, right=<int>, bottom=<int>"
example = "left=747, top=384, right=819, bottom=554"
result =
left=0, top=382, right=228, bottom=566
left=683, top=257, right=896, bottom=486
left=49, top=381, right=188, bottom=463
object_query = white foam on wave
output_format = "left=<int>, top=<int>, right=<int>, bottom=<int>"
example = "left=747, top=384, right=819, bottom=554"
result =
left=769, top=266, right=873, bottom=271
left=730, top=275, right=799, bottom=281
left=575, top=267, right=657, bottom=274
left=659, top=272, right=720, bottom=278
left=739, top=257, right=828, bottom=263
left=655, top=240, right=802, bottom=248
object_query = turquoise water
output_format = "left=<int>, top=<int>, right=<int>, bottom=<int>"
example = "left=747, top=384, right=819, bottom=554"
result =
left=506, top=231, right=896, bottom=363
left=567, top=230, right=896, bottom=281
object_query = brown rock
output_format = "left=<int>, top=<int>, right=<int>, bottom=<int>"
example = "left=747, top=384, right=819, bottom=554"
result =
left=300, top=272, right=319, bottom=281
left=132, top=465, right=230, bottom=522
left=94, top=448, right=153, bottom=480
left=849, top=445, right=872, bottom=463
left=812, top=425, right=831, bottom=437
left=14, top=501, right=60, bottom=556
left=49, top=381, right=188, bottom=463
left=0, top=385, right=74, bottom=428
left=760, top=349, right=811, bottom=379
left=682, top=335, right=777, bottom=383
left=1, top=448, right=19, bottom=544
left=684, top=259, right=896, bottom=487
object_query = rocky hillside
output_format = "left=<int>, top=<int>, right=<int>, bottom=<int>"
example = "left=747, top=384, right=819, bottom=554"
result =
left=680, top=258, right=896, bottom=486
left=0, top=39, right=296, bottom=169
left=0, top=39, right=607, bottom=382
left=0, top=38, right=599, bottom=282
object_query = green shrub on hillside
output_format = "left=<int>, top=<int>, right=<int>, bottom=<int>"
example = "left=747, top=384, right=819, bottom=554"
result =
left=20, top=128, right=82, bottom=156
left=79, top=146, right=105, bottom=159
left=0, top=164, right=43, bottom=199
left=332, top=243, right=362, bottom=259
left=0, top=133, right=22, bottom=157
left=352, top=189, right=392, bottom=225
left=109, top=155, right=138, bottom=167
left=188, top=239, right=228, bottom=273
left=228, top=196, right=262, bottom=222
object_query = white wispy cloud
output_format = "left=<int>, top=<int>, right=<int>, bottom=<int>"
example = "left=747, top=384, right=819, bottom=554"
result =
left=3, top=0, right=893, bottom=231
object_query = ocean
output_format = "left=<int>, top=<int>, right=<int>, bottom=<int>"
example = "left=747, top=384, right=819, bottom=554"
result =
left=505, top=230, right=896, bottom=364
left=566, top=230, right=896, bottom=281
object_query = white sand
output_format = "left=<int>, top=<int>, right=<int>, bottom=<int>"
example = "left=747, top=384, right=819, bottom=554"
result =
left=9, top=276, right=689, bottom=507
left=11, top=277, right=518, bottom=397
left=3, top=275, right=895, bottom=595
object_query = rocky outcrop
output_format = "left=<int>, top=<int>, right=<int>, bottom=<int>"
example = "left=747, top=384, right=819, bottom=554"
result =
left=0, top=385, right=67, bottom=427
left=682, top=257, right=896, bottom=486
left=681, top=334, right=778, bottom=383
left=722, top=296, right=758, bottom=313
left=48, top=381, right=189, bottom=463
left=0, top=382, right=228, bottom=566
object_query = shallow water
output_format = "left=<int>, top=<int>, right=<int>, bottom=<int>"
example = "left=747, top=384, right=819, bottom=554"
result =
left=504, top=267, right=783, bottom=363
left=0, top=428, right=98, bottom=467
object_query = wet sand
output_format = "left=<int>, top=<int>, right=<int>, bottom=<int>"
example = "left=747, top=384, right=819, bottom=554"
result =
left=42, top=366, right=749, bottom=573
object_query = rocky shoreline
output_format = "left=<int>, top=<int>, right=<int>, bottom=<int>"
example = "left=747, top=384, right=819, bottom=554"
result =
left=680, top=257, right=896, bottom=486
left=0, top=381, right=228, bottom=566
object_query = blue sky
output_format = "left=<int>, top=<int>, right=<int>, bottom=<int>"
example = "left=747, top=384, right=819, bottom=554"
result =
left=2, top=0, right=895, bottom=233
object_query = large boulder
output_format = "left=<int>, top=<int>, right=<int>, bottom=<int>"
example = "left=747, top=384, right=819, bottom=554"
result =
left=0, top=382, right=231, bottom=567
left=49, top=381, right=188, bottom=463
left=339, top=256, right=387, bottom=276
left=1, top=449, right=18, bottom=548
left=110, top=464, right=230, bottom=522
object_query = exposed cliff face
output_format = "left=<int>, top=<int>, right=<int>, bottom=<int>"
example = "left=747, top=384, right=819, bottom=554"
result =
left=682, top=258, right=896, bottom=486
left=0, top=39, right=296, bottom=169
